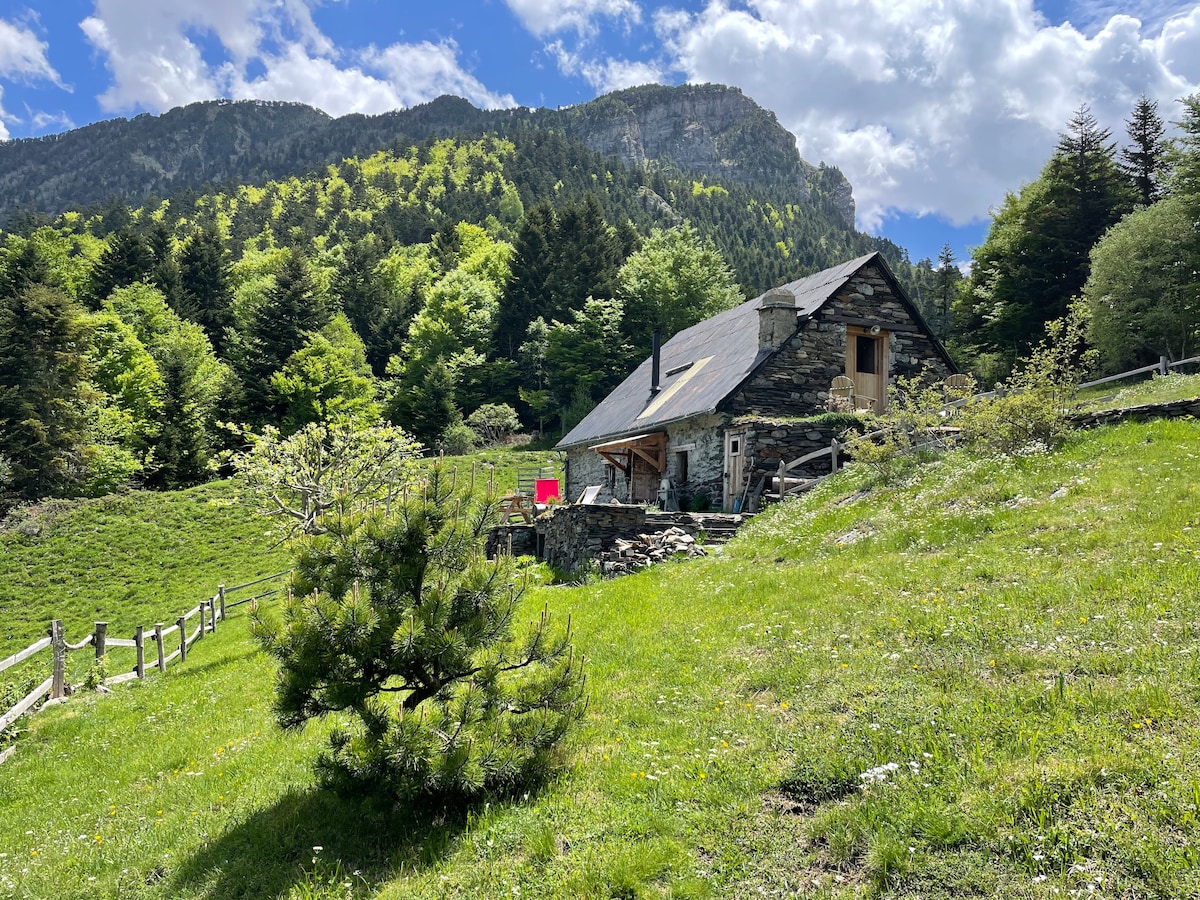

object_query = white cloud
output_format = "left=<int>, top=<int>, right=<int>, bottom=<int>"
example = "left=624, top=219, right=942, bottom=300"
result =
left=505, top=0, right=641, bottom=37
left=78, top=0, right=511, bottom=119
left=548, top=40, right=664, bottom=93
left=363, top=41, right=516, bottom=109
left=0, top=16, right=66, bottom=139
left=0, top=17, right=60, bottom=82
left=656, top=0, right=1200, bottom=232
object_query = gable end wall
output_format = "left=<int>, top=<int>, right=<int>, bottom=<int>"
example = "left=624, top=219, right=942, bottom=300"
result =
left=726, top=263, right=950, bottom=417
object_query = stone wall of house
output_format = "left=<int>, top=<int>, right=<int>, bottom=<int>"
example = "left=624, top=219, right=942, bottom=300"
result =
left=727, top=262, right=952, bottom=417
left=735, top=416, right=863, bottom=504
left=562, top=414, right=726, bottom=511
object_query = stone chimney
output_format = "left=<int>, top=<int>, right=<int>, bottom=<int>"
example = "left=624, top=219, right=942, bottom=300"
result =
left=758, top=287, right=796, bottom=351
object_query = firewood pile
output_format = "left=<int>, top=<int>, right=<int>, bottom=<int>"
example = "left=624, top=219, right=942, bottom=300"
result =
left=598, top=526, right=707, bottom=576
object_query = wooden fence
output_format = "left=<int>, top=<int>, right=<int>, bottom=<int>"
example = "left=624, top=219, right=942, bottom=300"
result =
left=0, top=569, right=290, bottom=756
left=768, top=355, right=1200, bottom=502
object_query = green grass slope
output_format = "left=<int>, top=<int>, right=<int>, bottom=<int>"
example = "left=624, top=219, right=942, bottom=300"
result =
left=1, top=423, right=1198, bottom=899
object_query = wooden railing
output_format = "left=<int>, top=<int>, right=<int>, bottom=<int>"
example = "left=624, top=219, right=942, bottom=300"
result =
left=767, top=355, right=1200, bottom=503
left=1077, top=355, right=1200, bottom=391
left=0, top=570, right=290, bottom=758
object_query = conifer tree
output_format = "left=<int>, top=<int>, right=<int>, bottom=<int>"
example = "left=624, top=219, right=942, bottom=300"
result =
left=0, top=281, right=92, bottom=502
left=231, top=251, right=328, bottom=424
left=178, top=227, right=234, bottom=355
left=88, top=228, right=155, bottom=307
left=250, top=458, right=585, bottom=802
left=1122, top=95, right=1168, bottom=207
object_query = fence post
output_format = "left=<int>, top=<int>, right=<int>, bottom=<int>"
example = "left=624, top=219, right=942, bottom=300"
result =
left=154, top=624, right=165, bottom=673
left=831, top=438, right=840, bottom=474
left=209, top=598, right=217, bottom=633
left=777, top=459, right=785, bottom=497
left=1160, top=355, right=1169, bottom=376
left=50, top=620, right=66, bottom=699
left=94, top=621, right=107, bottom=662
left=218, top=584, right=226, bottom=623
left=135, top=626, right=145, bottom=679
left=177, top=616, right=187, bottom=662
left=198, top=602, right=206, bottom=639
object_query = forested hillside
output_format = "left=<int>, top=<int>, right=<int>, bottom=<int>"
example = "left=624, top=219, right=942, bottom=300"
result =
left=0, top=84, right=934, bottom=510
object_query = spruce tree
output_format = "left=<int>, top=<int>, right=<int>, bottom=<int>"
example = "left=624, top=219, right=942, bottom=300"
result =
left=1122, top=95, right=1168, bottom=207
left=179, top=228, right=234, bottom=355
left=494, top=201, right=555, bottom=359
left=88, top=228, right=155, bottom=307
left=0, top=282, right=92, bottom=502
left=231, top=251, right=328, bottom=424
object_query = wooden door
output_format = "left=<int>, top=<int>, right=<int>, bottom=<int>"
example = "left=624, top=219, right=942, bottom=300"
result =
left=846, top=328, right=889, bottom=412
left=631, top=453, right=658, bottom=504
left=723, top=428, right=747, bottom=512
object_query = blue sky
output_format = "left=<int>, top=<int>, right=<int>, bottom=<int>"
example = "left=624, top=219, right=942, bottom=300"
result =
left=2, top=1, right=1198, bottom=267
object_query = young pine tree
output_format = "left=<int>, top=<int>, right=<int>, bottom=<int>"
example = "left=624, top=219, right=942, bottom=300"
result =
left=252, top=461, right=585, bottom=803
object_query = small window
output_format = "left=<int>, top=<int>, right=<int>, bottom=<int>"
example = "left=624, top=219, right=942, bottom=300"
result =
left=856, top=335, right=877, bottom=374
left=729, top=438, right=741, bottom=455
left=675, top=450, right=689, bottom=484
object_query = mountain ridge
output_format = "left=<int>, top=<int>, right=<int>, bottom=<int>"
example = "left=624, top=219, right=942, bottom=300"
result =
left=0, top=84, right=856, bottom=231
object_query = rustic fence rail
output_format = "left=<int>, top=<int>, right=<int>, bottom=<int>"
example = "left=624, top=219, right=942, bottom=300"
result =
left=768, top=356, right=1200, bottom=501
left=0, top=569, right=291, bottom=752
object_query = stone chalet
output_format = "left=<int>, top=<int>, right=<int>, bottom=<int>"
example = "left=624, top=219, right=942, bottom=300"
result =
left=555, top=252, right=956, bottom=512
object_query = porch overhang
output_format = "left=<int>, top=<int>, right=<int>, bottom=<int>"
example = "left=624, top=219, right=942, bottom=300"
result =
left=589, top=432, right=667, bottom=476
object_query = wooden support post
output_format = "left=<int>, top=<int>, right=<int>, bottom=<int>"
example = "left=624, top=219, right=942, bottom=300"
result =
left=1160, top=355, right=1169, bottom=376
left=831, top=438, right=840, bottom=474
left=777, top=459, right=785, bottom=497
left=94, top=621, right=107, bottom=661
left=135, top=626, right=145, bottom=679
left=198, top=602, right=206, bottom=639
left=177, top=616, right=187, bottom=662
left=154, top=624, right=165, bottom=672
left=50, top=620, right=66, bottom=699
left=218, top=584, right=226, bottom=622
left=210, top=598, right=218, bottom=632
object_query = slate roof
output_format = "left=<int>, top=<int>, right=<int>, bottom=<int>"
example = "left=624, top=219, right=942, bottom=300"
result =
left=557, top=252, right=884, bottom=450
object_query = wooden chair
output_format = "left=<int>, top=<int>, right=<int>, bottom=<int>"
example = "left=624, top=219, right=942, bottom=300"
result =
left=830, top=375, right=875, bottom=412
left=829, top=375, right=855, bottom=411
left=944, top=373, right=970, bottom=393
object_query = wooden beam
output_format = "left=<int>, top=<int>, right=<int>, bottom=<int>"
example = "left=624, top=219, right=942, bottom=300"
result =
left=631, top=446, right=665, bottom=472
left=823, top=313, right=919, bottom=334
left=598, top=450, right=630, bottom=475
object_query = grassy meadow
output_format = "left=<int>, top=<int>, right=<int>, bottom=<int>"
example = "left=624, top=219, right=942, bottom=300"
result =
left=1, top=422, right=1199, bottom=898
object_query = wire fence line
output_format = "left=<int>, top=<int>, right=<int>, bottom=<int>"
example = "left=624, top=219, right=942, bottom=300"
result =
left=0, top=569, right=292, bottom=758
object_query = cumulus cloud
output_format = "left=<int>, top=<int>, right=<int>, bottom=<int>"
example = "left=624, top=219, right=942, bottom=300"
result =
left=505, top=0, right=641, bottom=37
left=655, top=0, right=1200, bottom=231
left=363, top=41, right=516, bottom=109
left=548, top=40, right=664, bottom=93
left=0, top=16, right=66, bottom=139
left=78, top=0, right=511, bottom=119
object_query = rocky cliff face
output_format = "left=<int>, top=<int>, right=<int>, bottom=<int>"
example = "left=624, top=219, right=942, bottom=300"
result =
left=556, top=84, right=855, bottom=227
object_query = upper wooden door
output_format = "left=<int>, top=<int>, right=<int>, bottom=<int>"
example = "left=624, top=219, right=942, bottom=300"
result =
left=845, top=328, right=889, bottom=412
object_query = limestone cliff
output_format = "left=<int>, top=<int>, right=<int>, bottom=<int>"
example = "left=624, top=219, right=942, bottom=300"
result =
left=556, top=84, right=856, bottom=228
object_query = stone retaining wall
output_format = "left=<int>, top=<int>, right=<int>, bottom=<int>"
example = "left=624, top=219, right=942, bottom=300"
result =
left=1071, top=398, right=1200, bottom=429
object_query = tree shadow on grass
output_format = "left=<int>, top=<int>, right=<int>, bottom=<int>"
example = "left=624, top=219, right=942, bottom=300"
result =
left=169, top=786, right=476, bottom=899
